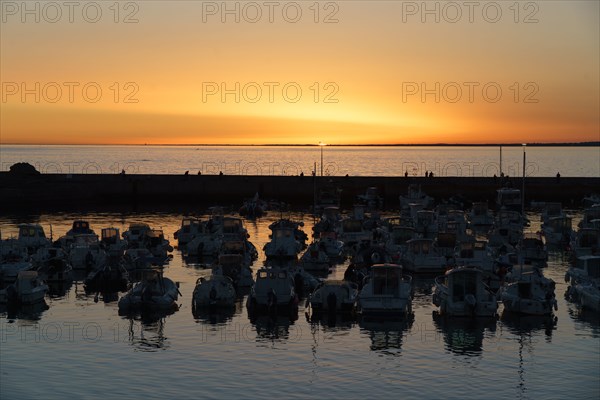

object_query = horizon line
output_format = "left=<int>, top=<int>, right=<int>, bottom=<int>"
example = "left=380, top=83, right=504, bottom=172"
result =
left=1, top=142, right=599, bottom=147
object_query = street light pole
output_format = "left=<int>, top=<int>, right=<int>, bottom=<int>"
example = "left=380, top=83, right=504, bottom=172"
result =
left=522, top=143, right=526, bottom=216
left=319, top=142, right=325, bottom=176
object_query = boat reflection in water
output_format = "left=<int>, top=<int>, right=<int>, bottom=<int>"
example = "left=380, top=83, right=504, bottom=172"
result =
left=359, top=315, right=414, bottom=352
left=46, top=280, right=73, bottom=298
left=566, top=304, right=600, bottom=336
left=192, top=299, right=243, bottom=325
left=0, top=300, right=49, bottom=321
left=499, top=312, right=558, bottom=399
left=305, top=307, right=355, bottom=330
left=250, top=314, right=298, bottom=344
left=122, top=314, right=171, bottom=352
left=432, top=312, right=497, bottom=356
left=501, top=311, right=558, bottom=338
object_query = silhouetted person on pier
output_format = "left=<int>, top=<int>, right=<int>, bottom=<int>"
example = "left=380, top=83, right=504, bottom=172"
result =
left=219, top=171, right=224, bottom=176
left=405, top=171, right=409, bottom=178
left=120, top=169, right=125, bottom=175
left=429, top=171, right=434, bottom=178
left=556, top=172, right=561, bottom=183
left=300, top=172, right=304, bottom=177
left=425, top=170, right=428, bottom=177
left=493, top=174, right=497, bottom=183
left=184, top=171, right=189, bottom=176
left=198, top=171, right=201, bottom=175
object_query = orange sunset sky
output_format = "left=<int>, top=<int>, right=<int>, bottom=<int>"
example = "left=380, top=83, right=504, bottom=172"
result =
left=0, top=1, right=598, bottom=145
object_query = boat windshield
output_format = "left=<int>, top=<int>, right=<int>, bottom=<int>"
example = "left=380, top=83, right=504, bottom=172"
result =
left=372, top=267, right=401, bottom=295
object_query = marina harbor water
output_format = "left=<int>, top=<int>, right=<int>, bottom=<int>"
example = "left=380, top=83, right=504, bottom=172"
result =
left=1, top=209, right=598, bottom=399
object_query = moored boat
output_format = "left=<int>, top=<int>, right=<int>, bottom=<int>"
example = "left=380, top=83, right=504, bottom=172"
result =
left=356, top=263, right=412, bottom=316
left=433, top=267, right=498, bottom=317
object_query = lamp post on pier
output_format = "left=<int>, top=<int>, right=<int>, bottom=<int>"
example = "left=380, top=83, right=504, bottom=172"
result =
left=319, top=141, right=326, bottom=176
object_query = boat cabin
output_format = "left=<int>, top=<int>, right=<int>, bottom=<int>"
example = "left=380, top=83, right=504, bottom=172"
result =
left=69, top=220, right=94, bottom=235
left=445, top=268, right=484, bottom=302
left=369, top=264, right=406, bottom=296
left=18, top=224, right=47, bottom=240
left=101, top=227, right=120, bottom=245
left=407, top=239, right=436, bottom=255
left=574, top=256, right=600, bottom=280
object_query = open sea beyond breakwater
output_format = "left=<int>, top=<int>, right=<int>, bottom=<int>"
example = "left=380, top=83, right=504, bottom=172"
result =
left=1, top=145, right=599, bottom=177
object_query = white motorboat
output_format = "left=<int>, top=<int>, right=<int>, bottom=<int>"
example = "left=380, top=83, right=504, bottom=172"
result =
left=68, top=234, right=107, bottom=270
left=308, top=280, right=358, bottom=313
left=247, top=268, right=298, bottom=312
left=356, top=263, right=412, bottom=316
left=299, top=241, right=330, bottom=273
left=338, top=217, right=372, bottom=248
left=192, top=273, right=236, bottom=308
left=469, top=202, right=494, bottom=228
left=100, top=227, right=128, bottom=258
left=384, top=224, right=416, bottom=260
left=519, top=232, right=548, bottom=267
left=500, top=267, right=557, bottom=315
left=174, top=218, right=203, bottom=246
left=122, top=223, right=151, bottom=247
left=316, top=232, right=345, bottom=260
left=488, top=210, right=524, bottom=248
left=118, top=268, right=180, bottom=313
left=402, top=239, right=448, bottom=274
left=264, top=225, right=302, bottom=260
left=542, top=216, right=573, bottom=246
left=186, top=226, right=222, bottom=257
left=267, top=218, right=307, bottom=244
left=221, top=217, right=250, bottom=242
left=58, top=220, right=97, bottom=248
left=433, top=267, right=498, bottom=317
left=0, top=271, right=48, bottom=304
left=400, top=184, right=434, bottom=211
left=565, top=255, right=600, bottom=312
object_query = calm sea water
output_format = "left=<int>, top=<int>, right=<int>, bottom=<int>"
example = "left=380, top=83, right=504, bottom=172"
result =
left=1, top=145, right=599, bottom=177
left=0, top=212, right=598, bottom=400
